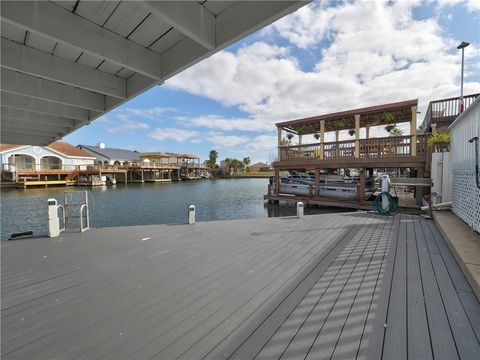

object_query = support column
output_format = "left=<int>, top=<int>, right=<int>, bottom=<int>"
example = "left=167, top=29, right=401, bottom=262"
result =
left=314, top=169, right=320, bottom=198
left=354, top=114, right=360, bottom=158
left=298, top=134, right=302, bottom=146
left=141, top=169, right=144, bottom=182
left=277, top=127, right=282, bottom=161
left=335, top=129, right=340, bottom=158
left=357, top=169, right=365, bottom=203
left=411, top=105, right=417, bottom=156
left=431, top=123, right=437, bottom=135
left=366, top=125, right=370, bottom=139
left=319, top=120, right=325, bottom=160
left=274, top=169, right=280, bottom=195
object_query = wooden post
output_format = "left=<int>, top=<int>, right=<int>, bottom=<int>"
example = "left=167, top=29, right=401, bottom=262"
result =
left=298, top=134, right=302, bottom=146
left=431, top=123, right=437, bottom=135
left=335, top=129, right=340, bottom=158
left=314, top=169, right=320, bottom=198
left=411, top=105, right=417, bottom=156
left=274, top=169, right=280, bottom=195
left=366, top=125, right=370, bottom=139
left=319, top=120, right=325, bottom=160
left=277, top=127, right=282, bottom=161
left=358, top=169, right=365, bottom=203
left=354, top=114, right=360, bottom=158
left=124, top=172, right=127, bottom=184
left=141, top=169, right=144, bottom=182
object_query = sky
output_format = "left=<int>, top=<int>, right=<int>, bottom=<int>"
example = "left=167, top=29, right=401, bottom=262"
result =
left=65, top=0, right=480, bottom=164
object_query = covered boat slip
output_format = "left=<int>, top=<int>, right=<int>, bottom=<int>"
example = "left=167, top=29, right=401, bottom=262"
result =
left=2, top=213, right=479, bottom=359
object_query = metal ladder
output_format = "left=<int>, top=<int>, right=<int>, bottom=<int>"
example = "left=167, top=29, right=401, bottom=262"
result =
left=64, top=190, right=90, bottom=232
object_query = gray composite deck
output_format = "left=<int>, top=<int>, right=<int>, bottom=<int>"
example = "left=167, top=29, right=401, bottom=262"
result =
left=1, top=213, right=479, bottom=359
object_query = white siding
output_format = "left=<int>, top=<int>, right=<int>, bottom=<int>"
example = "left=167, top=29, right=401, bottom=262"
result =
left=449, top=97, right=480, bottom=232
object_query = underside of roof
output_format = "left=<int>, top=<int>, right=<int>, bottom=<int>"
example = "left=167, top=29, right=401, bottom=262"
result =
left=1, top=0, right=309, bottom=145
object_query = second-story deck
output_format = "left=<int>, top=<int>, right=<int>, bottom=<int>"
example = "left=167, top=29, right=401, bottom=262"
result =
left=274, top=99, right=427, bottom=170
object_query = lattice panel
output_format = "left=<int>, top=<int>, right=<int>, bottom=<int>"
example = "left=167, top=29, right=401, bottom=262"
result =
left=452, top=170, right=480, bottom=233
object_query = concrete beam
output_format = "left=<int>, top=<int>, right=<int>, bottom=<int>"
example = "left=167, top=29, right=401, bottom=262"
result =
left=142, top=1, right=215, bottom=50
left=1, top=118, right=71, bottom=133
left=1, top=92, right=95, bottom=122
left=1, top=124, right=64, bottom=137
left=0, top=131, right=57, bottom=144
left=1, top=38, right=126, bottom=99
left=1, top=107, right=79, bottom=128
left=1, top=68, right=105, bottom=112
left=1, top=0, right=163, bottom=79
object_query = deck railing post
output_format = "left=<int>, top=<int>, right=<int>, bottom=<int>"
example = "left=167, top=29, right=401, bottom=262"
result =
left=411, top=105, right=417, bottom=156
left=277, top=127, right=282, bottom=160
left=320, top=120, right=325, bottom=159
left=355, top=114, right=360, bottom=158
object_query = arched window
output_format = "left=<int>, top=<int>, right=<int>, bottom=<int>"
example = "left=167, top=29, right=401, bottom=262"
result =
left=9, top=154, right=36, bottom=170
left=123, top=161, right=129, bottom=166
left=113, top=160, right=121, bottom=165
left=40, top=156, right=62, bottom=170
left=104, top=160, right=109, bottom=165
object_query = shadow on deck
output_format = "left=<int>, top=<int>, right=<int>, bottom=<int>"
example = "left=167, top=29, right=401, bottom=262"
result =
left=1, top=213, right=478, bottom=359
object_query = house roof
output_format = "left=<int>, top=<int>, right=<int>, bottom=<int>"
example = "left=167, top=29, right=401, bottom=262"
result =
left=78, top=145, right=141, bottom=161
left=251, top=162, right=269, bottom=168
left=48, top=142, right=94, bottom=158
left=0, top=142, right=93, bottom=158
left=276, top=99, right=419, bottom=134
left=0, top=144, right=27, bottom=153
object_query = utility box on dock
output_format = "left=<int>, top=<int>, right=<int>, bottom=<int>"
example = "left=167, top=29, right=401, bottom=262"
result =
left=297, top=202, right=304, bottom=218
left=47, top=198, right=60, bottom=237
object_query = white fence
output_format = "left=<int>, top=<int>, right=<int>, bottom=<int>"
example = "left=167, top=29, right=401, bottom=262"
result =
left=449, top=97, right=480, bottom=232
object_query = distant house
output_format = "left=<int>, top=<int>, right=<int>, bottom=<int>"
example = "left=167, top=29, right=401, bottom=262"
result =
left=250, top=162, right=272, bottom=172
left=1, top=142, right=95, bottom=173
left=77, top=143, right=141, bottom=165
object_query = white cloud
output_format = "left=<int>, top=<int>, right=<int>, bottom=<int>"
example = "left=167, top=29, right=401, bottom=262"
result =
left=124, top=107, right=175, bottom=120
left=107, top=115, right=149, bottom=134
left=149, top=128, right=200, bottom=142
left=181, top=115, right=274, bottom=132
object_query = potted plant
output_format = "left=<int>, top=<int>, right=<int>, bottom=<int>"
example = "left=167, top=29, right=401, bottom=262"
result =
left=427, top=132, right=451, bottom=152
left=348, top=129, right=355, bottom=136
left=385, top=124, right=396, bottom=132
left=334, top=119, right=347, bottom=129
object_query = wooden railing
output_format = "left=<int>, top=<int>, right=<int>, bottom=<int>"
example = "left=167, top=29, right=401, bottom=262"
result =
left=424, top=93, right=479, bottom=129
left=280, top=135, right=427, bottom=161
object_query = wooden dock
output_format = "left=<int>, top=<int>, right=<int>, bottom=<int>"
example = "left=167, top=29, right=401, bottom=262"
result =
left=1, top=213, right=478, bottom=359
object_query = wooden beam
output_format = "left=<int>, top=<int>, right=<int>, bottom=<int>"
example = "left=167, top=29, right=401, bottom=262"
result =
left=277, top=127, right=282, bottom=161
left=142, top=1, right=215, bottom=50
left=1, top=38, right=126, bottom=99
left=1, top=68, right=105, bottom=112
left=1, top=0, right=163, bottom=79
left=320, top=120, right=325, bottom=160
left=1, top=91, right=94, bottom=121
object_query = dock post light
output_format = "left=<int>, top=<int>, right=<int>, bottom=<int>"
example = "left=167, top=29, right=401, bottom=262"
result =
left=457, top=41, right=470, bottom=114
left=297, top=202, right=304, bottom=218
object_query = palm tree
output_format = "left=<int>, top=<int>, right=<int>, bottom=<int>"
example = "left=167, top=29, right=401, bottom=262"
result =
left=208, top=150, right=218, bottom=168
left=389, top=127, right=403, bottom=137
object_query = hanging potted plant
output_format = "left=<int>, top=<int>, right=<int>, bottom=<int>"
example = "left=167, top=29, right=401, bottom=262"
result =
left=314, top=132, right=320, bottom=140
left=348, top=129, right=355, bottom=136
left=334, top=118, right=347, bottom=130
left=287, top=133, right=294, bottom=140
left=382, top=112, right=395, bottom=132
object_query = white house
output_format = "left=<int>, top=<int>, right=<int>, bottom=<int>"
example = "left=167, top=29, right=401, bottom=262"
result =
left=1, top=142, right=95, bottom=173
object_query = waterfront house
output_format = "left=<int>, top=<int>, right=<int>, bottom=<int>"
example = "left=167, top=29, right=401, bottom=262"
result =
left=77, top=143, right=141, bottom=165
left=250, top=162, right=272, bottom=172
left=0, top=141, right=95, bottom=186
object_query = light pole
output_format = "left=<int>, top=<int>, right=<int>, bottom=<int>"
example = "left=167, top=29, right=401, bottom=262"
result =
left=457, top=41, right=470, bottom=113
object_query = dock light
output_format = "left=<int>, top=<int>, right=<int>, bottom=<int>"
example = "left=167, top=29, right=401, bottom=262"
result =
left=457, top=41, right=470, bottom=114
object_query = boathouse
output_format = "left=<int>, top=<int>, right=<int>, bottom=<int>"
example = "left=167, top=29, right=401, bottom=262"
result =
left=267, top=99, right=429, bottom=208
left=0, top=142, right=95, bottom=186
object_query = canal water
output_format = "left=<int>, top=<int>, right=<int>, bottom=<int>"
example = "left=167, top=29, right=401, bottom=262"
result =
left=0, top=178, right=347, bottom=240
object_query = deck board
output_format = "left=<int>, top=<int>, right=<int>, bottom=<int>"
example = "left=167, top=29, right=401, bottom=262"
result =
left=2, top=213, right=479, bottom=360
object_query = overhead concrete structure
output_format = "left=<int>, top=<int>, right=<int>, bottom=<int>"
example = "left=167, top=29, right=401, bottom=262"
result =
left=1, top=0, right=309, bottom=145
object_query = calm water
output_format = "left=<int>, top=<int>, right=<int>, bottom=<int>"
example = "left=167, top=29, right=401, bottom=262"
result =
left=1, top=179, right=345, bottom=240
